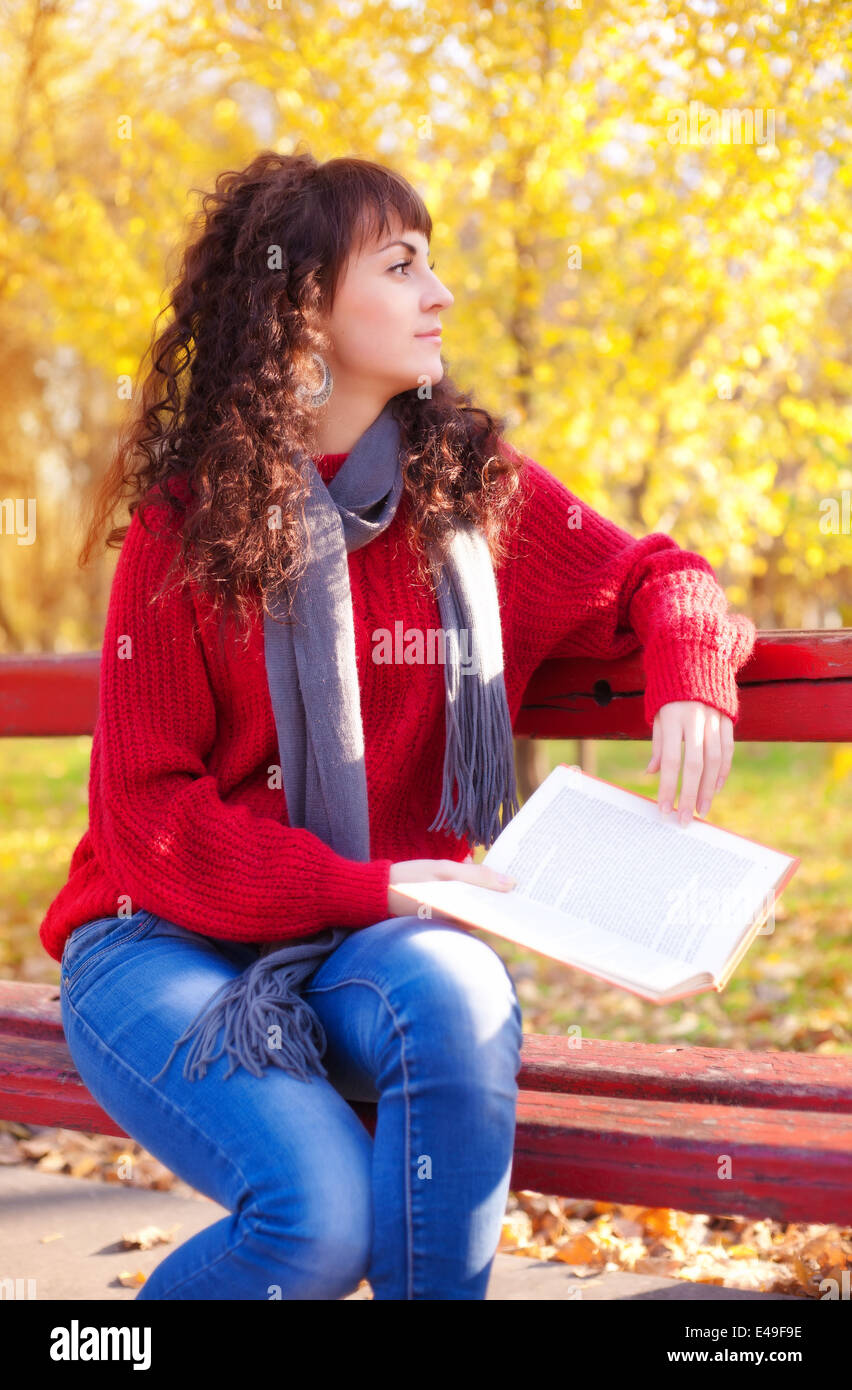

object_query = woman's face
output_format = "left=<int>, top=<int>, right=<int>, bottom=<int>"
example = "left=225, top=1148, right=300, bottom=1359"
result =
left=320, top=222, right=454, bottom=399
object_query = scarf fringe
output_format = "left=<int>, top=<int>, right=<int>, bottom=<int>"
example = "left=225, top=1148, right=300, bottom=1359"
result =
left=148, top=948, right=332, bottom=1085
left=428, top=635, right=521, bottom=849
left=424, top=527, right=521, bottom=851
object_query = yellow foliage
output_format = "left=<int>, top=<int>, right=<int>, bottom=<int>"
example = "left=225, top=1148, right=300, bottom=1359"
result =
left=1, top=0, right=850, bottom=640
left=830, top=748, right=852, bottom=783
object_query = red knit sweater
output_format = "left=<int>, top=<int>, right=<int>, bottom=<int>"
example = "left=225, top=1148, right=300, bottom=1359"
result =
left=40, top=447, right=756, bottom=962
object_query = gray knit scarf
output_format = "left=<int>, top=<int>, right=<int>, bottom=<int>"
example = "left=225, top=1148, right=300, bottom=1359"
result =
left=149, top=401, right=519, bottom=1088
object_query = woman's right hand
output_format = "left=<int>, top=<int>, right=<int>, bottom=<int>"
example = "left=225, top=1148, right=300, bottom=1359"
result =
left=387, top=858, right=516, bottom=918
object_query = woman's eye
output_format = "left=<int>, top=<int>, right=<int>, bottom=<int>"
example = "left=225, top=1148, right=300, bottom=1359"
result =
left=389, top=259, right=437, bottom=274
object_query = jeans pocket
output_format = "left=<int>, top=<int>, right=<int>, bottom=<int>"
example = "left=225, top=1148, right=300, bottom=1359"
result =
left=61, top=910, right=158, bottom=993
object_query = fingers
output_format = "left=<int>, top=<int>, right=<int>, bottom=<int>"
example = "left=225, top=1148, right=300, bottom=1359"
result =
left=437, top=858, right=515, bottom=890
left=656, top=704, right=684, bottom=819
left=674, top=704, right=705, bottom=826
left=645, top=712, right=661, bottom=774
left=717, top=715, right=735, bottom=793
left=695, top=709, right=723, bottom=818
left=654, top=703, right=735, bottom=826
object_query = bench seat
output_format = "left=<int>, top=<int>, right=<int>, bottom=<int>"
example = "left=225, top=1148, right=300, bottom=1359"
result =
left=2, top=981, right=849, bottom=1225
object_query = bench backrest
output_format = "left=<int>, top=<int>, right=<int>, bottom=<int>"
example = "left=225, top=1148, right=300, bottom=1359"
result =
left=0, top=631, right=850, bottom=739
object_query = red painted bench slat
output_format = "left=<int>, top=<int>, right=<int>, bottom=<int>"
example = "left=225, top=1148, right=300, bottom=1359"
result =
left=1, top=632, right=851, bottom=740
left=3, top=985, right=850, bottom=1114
left=502, top=1091, right=852, bottom=1225
left=516, top=629, right=852, bottom=741
left=514, top=1034, right=852, bottom=1113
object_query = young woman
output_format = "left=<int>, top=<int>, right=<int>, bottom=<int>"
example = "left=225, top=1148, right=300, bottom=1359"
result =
left=41, top=150, right=756, bottom=1301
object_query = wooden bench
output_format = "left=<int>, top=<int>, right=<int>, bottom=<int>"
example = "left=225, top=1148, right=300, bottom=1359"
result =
left=1, top=631, right=851, bottom=1225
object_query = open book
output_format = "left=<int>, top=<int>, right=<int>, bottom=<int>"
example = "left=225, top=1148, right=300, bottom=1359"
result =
left=393, top=764, right=800, bottom=1003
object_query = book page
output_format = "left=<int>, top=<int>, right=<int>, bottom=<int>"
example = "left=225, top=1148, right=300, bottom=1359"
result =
left=394, top=873, right=698, bottom=995
left=482, top=765, right=795, bottom=979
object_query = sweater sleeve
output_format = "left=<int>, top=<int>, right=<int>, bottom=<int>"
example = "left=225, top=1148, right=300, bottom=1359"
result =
left=88, top=495, right=394, bottom=942
left=508, top=455, right=757, bottom=728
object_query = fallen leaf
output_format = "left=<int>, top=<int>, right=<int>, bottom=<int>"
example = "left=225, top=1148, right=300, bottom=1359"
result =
left=120, top=1224, right=181, bottom=1250
left=500, top=1210, right=533, bottom=1247
left=70, top=1156, right=100, bottom=1179
left=36, top=1151, right=67, bottom=1173
left=19, top=1137, right=55, bottom=1159
left=641, top=1208, right=690, bottom=1239
left=553, top=1233, right=603, bottom=1265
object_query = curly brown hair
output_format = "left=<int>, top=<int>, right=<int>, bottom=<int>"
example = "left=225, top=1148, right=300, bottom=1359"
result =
left=78, top=147, right=526, bottom=649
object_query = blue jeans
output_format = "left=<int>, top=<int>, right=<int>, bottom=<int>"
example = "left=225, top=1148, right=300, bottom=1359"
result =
left=59, top=908, right=524, bottom=1300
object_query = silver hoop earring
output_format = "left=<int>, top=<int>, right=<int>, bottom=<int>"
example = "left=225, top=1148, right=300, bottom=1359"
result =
left=309, top=352, right=333, bottom=406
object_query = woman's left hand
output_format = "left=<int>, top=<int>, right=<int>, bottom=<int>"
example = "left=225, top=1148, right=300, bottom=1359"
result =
left=645, top=701, right=734, bottom=826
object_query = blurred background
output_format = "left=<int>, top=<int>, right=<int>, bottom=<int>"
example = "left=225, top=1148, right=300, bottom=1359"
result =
left=0, top=0, right=850, bottom=1294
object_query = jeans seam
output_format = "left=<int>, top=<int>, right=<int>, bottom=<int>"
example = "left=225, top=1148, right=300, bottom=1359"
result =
left=62, top=987, right=259, bottom=1300
left=143, top=1218, right=252, bottom=1301
left=303, top=976, right=414, bottom=1300
left=62, top=912, right=158, bottom=990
